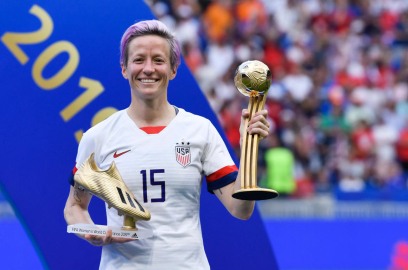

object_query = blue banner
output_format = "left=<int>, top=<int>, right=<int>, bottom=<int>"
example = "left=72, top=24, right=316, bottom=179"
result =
left=0, top=1, right=278, bottom=269
left=265, top=219, right=408, bottom=269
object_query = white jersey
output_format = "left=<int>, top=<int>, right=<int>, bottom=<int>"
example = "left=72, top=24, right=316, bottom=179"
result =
left=72, top=108, right=238, bottom=270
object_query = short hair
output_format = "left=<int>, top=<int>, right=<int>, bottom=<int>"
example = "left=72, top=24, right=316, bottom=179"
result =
left=120, top=20, right=181, bottom=70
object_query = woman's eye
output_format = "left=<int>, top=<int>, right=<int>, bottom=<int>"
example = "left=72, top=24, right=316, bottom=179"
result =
left=134, top=58, right=143, bottom=62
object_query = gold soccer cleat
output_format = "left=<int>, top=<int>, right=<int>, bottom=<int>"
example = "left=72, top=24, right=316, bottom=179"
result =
left=74, top=153, right=150, bottom=230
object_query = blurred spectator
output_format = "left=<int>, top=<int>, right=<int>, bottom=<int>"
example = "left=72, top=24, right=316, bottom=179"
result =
left=152, top=2, right=176, bottom=29
left=202, top=0, right=234, bottom=42
left=174, top=3, right=201, bottom=48
left=396, top=125, right=408, bottom=177
left=194, top=55, right=218, bottom=95
left=236, top=0, right=268, bottom=35
left=350, top=120, right=374, bottom=160
left=183, top=42, right=203, bottom=73
left=320, top=104, right=350, bottom=135
left=282, top=64, right=314, bottom=103
left=339, top=160, right=365, bottom=192
left=207, top=40, right=234, bottom=79
left=372, top=117, right=398, bottom=162
left=395, top=10, right=408, bottom=46
left=345, top=90, right=376, bottom=128
left=262, top=134, right=296, bottom=195
left=219, top=99, right=242, bottom=155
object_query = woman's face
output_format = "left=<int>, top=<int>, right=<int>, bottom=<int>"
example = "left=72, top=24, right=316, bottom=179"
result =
left=121, top=35, right=177, bottom=100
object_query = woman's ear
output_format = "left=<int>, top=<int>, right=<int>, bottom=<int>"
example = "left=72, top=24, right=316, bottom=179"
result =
left=170, top=67, right=177, bottom=80
left=121, top=62, right=128, bottom=79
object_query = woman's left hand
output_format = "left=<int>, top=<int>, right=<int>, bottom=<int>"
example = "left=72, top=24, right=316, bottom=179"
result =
left=239, top=109, right=270, bottom=146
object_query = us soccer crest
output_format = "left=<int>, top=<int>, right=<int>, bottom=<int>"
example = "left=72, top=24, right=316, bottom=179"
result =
left=175, top=142, right=191, bottom=167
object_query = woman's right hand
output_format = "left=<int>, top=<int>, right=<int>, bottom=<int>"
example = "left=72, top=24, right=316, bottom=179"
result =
left=84, top=229, right=136, bottom=246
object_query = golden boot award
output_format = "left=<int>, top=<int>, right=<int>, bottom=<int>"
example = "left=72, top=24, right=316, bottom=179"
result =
left=67, top=153, right=152, bottom=239
left=233, top=60, right=279, bottom=201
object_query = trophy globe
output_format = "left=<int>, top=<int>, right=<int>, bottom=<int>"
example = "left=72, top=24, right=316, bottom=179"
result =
left=234, top=60, right=271, bottom=97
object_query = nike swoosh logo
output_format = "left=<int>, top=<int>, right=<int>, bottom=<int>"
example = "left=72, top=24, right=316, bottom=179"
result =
left=113, top=150, right=131, bottom=158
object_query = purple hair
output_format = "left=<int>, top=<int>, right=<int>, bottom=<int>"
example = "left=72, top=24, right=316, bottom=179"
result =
left=120, top=20, right=181, bottom=70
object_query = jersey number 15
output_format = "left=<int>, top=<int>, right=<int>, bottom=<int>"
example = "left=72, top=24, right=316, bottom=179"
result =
left=140, top=169, right=165, bottom=203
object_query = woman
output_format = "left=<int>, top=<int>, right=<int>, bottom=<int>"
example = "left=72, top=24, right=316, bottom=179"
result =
left=64, top=20, right=270, bottom=270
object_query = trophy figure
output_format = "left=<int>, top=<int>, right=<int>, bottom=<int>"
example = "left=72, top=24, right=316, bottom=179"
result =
left=233, top=60, right=279, bottom=201
left=67, top=153, right=153, bottom=239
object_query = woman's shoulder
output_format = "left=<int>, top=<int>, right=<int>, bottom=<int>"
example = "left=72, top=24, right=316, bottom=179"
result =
left=177, top=108, right=212, bottom=126
left=82, top=110, right=127, bottom=141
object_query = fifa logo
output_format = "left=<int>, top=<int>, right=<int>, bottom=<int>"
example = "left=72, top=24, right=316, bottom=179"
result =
left=175, top=143, right=191, bottom=167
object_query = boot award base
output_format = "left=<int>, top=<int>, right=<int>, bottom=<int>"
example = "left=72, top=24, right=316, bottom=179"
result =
left=67, top=223, right=153, bottom=240
left=232, top=188, right=279, bottom=201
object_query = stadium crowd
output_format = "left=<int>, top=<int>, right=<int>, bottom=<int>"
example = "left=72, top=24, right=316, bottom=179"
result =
left=145, top=0, right=408, bottom=199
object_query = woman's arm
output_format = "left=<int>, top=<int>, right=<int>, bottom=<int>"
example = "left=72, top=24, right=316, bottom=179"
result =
left=64, top=186, right=93, bottom=234
left=64, top=186, right=134, bottom=245
left=215, top=109, right=270, bottom=220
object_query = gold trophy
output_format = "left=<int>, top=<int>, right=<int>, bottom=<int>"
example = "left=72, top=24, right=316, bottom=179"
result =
left=232, top=60, right=279, bottom=201
left=67, top=153, right=152, bottom=239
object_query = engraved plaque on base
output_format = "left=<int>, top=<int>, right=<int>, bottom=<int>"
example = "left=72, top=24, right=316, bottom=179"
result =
left=67, top=223, right=153, bottom=240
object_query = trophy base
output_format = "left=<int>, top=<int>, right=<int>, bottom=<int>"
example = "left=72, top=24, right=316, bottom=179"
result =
left=232, top=188, right=279, bottom=201
left=67, top=223, right=153, bottom=240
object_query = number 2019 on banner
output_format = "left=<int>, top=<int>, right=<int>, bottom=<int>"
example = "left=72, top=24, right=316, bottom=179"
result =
left=1, top=4, right=117, bottom=143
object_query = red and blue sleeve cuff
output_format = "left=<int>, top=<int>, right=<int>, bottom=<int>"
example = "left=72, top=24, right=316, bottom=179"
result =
left=68, top=164, right=78, bottom=187
left=206, top=165, right=238, bottom=194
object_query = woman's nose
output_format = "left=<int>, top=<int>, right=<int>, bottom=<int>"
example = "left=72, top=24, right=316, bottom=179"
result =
left=143, top=60, right=154, bottom=74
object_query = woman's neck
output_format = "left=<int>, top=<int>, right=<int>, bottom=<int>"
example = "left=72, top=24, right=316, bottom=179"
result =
left=127, top=94, right=176, bottom=128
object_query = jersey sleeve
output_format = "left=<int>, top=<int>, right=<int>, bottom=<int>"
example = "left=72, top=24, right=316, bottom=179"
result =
left=68, top=132, right=96, bottom=186
left=202, top=121, right=238, bottom=193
